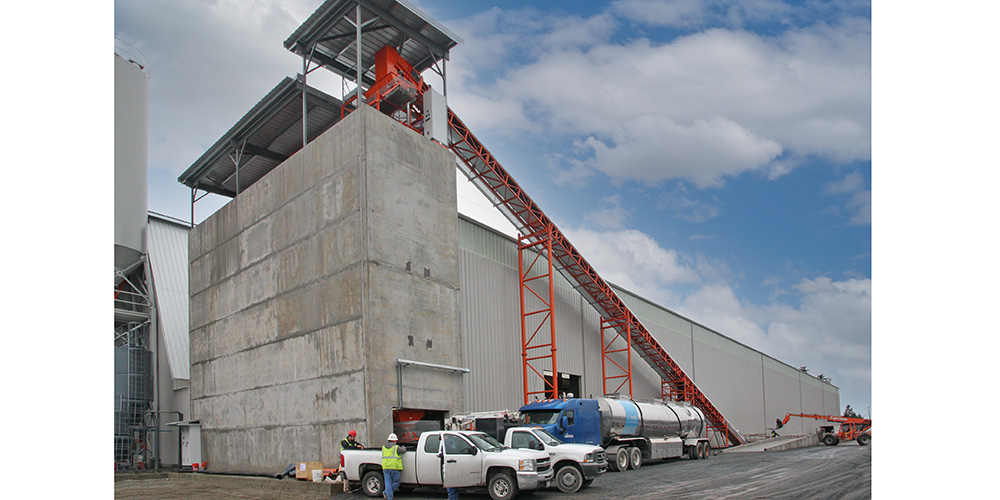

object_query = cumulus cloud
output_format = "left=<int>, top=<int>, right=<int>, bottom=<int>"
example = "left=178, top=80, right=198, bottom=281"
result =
left=584, top=195, right=631, bottom=229
left=584, top=115, right=782, bottom=187
left=825, top=170, right=871, bottom=225
left=564, top=226, right=701, bottom=305
left=447, top=9, right=870, bottom=189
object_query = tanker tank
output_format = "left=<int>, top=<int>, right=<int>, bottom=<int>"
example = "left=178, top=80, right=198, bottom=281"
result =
left=519, top=396, right=714, bottom=471
left=597, top=397, right=707, bottom=441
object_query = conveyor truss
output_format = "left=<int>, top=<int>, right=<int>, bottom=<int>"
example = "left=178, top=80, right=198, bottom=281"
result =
left=346, top=50, right=745, bottom=447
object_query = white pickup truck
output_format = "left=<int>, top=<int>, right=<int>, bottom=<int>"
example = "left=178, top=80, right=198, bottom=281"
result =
left=340, top=430, right=553, bottom=500
left=502, top=426, right=607, bottom=493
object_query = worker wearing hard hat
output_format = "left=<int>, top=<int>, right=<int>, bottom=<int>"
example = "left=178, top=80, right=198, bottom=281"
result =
left=341, top=429, right=363, bottom=450
left=381, top=433, right=406, bottom=500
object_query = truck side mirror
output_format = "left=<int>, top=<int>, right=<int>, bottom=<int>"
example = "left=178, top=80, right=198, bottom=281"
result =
left=560, top=415, right=569, bottom=432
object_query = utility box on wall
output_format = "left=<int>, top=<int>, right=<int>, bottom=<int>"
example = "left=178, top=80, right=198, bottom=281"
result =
left=168, top=420, right=202, bottom=468
left=423, top=87, right=447, bottom=144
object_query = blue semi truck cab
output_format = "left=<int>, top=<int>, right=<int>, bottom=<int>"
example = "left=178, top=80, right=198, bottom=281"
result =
left=519, top=399, right=604, bottom=447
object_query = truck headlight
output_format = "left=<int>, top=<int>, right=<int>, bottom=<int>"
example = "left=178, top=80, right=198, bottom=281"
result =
left=583, top=452, right=595, bottom=463
left=518, top=459, right=535, bottom=472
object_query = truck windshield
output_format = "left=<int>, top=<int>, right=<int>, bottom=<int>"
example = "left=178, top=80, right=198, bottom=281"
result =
left=532, top=428, right=564, bottom=446
left=467, top=433, right=504, bottom=452
left=522, top=410, right=560, bottom=425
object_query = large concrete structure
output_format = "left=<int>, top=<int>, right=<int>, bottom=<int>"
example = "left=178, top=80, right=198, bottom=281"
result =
left=188, top=104, right=838, bottom=473
left=189, top=106, right=464, bottom=472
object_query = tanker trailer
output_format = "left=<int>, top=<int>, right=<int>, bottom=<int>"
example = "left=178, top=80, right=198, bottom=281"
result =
left=519, top=397, right=711, bottom=472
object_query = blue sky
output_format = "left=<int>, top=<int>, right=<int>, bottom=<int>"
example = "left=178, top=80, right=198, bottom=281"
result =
left=114, top=0, right=872, bottom=416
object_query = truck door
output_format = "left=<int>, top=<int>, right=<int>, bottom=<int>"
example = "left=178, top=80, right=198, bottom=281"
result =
left=416, top=434, right=444, bottom=485
left=510, top=429, right=548, bottom=454
left=442, top=433, right=482, bottom=488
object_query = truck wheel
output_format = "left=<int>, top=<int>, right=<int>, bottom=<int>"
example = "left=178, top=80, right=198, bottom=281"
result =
left=856, top=433, right=871, bottom=446
left=613, top=449, right=630, bottom=471
left=555, top=465, right=584, bottom=493
left=361, top=470, right=384, bottom=497
left=628, top=447, right=642, bottom=470
left=822, top=434, right=837, bottom=446
left=687, top=444, right=700, bottom=460
left=699, top=442, right=709, bottom=459
left=487, top=471, right=517, bottom=500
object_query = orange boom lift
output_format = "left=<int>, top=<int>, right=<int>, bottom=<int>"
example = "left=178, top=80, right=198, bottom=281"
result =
left=776, top=413, right=872, bottom=446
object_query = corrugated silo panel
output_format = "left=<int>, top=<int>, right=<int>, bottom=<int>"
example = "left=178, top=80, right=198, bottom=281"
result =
left=763, top=356, right=805, bottom=434
left=691, top=324, right=765, bottom=435
left=148, top=217, right=191, bottom=380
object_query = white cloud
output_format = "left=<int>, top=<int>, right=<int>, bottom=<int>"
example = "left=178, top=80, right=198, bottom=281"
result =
left=584, top=195, right=631, bottom=229
left=564, top=226, right=701, bottom=305
left=584, top=115, right=782, bottom=187
left=825, top=171, right=871, bottom=225
left=448, top=12, right=870, bottom=189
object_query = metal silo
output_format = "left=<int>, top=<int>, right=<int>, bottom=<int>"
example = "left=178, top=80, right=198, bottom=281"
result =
left=114, top=41, right=154, bottom=469
left=114, top=43, right=149, bottom=270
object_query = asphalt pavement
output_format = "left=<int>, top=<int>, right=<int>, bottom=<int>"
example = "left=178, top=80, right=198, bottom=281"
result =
left=378, top=442, right=871, bottom=500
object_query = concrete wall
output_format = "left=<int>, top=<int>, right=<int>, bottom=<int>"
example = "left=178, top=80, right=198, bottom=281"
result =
left=189, top=107, right=462, bottom=474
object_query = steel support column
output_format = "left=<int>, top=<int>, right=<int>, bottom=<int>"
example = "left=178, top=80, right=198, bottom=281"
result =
left=519, top=224, right=558, bottom=404
left=601, top=316, right=632, bottom=397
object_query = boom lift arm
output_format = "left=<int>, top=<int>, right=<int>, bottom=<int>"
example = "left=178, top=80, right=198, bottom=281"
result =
left=776, top=413, right=872, bottom=446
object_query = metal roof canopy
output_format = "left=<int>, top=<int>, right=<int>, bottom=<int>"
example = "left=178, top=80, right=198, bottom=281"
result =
left=177, top=76, right=344, bottom=199
left=284, top=0, right=462, bottom=91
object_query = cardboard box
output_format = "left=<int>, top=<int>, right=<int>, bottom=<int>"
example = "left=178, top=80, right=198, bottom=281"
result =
left=295, top=461, right=323, bottom=480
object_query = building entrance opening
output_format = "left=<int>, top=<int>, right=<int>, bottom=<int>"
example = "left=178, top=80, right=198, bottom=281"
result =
left=546, top=372, right=581, bottom=399
left=393, top=409, right=447, bottom=445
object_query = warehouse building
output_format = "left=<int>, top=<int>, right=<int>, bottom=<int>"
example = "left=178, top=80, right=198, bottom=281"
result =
left=120, top=0, right=840, bottom=474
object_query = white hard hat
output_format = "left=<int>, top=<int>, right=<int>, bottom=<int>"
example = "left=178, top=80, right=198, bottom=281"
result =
left=388, top=433, right=398, bottom=441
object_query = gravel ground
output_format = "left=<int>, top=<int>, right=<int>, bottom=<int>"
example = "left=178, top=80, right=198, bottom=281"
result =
left=115, top=442, right=871, bottom=500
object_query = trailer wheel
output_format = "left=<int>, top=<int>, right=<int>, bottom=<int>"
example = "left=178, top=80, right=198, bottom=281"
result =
left=628, top=447, right=642, bottom=470
left=611, top=449, right=630, bottom=472
left=555, top=465, right=584, bottom=493
left=699, top=442, right=710, bottom=459
left=361, top=470, right=384, bottom=497
left=856, top=433, right=871, bottom=446
left=487, top=471, right=517, bottom=500
left=687, top=444, right=700, bottom=460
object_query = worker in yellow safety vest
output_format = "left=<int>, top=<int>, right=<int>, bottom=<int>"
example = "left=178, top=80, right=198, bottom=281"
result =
left=381, top=433, right=405, bottom=500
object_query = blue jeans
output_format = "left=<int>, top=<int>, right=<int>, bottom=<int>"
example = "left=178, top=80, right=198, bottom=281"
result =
left=447, top=487, right=460, bottom=499
left=383, top=469, right=401, bottom=499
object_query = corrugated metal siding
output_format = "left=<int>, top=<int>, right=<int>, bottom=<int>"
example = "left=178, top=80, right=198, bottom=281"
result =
left=148, top=216, right=191, bottom=380
left=456, top=217, right=838, bottom=435
left=762, top=356, right=805, bottom=434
